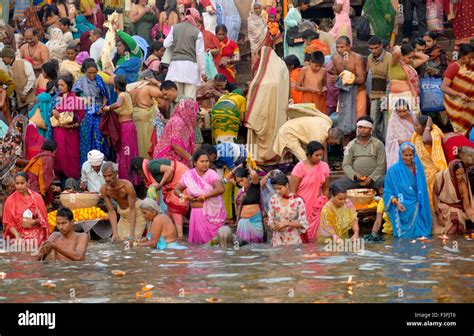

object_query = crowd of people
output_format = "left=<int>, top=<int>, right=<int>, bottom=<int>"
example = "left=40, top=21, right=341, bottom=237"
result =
left=0, top=0, right=473, bottom=260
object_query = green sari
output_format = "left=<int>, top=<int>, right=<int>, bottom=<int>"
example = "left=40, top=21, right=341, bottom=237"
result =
left=363, top=0, right=397, bottom=41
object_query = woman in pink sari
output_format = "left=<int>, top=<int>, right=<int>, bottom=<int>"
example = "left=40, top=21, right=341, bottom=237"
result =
left=52, top=75, right=85, bottom=180
left=290, top=141, right=330, bottom=243
left=152, top=99, right=198, bottom=167
left=3, top=172, right=49, bottom=247
left=175, top=150, right=226, bottom=244
left=385, top=98, right=416, bottom=168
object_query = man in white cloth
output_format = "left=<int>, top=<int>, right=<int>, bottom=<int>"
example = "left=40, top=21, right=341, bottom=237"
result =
left=164, top=7, right=206, bottom=99
left=65, top=150, right=108, bottom=193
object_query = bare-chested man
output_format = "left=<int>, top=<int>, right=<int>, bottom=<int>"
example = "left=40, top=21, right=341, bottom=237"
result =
left=127, top=70, right=166, bottom=159
left=19, top=29, right=50, bottom=76
left=331, top=36, right=367, bottom=133
left=38, top=207, right=88, bottom=261
left=100, top=162, right=146, bottom=242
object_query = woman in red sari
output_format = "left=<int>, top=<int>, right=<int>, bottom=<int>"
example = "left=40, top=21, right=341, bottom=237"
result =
left=216, top=24, right=240, bottom=84
left=52, top=75, right=85, bottom=180
left=3, top=172, right=49, bottom=247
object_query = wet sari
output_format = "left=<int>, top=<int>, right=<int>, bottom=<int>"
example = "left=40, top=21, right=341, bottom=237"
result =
left=292, top=160, right=330, bottom=242
left=433, top=159, right=473, bottom=234
left=180, top=168, right=226, bottom=244
left=384, top=143, right=432, bottom=238
left=318, top=199, right=357, bottom=243
left=2, top=189, right=49, bottom=246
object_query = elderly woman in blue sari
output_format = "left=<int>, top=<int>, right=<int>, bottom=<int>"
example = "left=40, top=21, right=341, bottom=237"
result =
left=384, top=142, right=432, bottom=238
left=72, top=59, right=111, bottom=165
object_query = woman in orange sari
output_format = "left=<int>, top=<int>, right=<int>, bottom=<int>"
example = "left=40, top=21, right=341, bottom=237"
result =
left=3, top=172, right=49, bottom=247
left=284, top=55, right=303, bottom=104
left=216, top=24, right=240, bottom=84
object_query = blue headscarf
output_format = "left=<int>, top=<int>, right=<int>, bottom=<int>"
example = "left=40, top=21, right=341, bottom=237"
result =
left=28, top=92, right=52, bottom=138
left=384, top=142, right=432, bottom=238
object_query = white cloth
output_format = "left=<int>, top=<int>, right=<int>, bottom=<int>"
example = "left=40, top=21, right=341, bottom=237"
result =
left=164, top=26, right=205, bottom=86
left=88, top=149, right=105, bottom=166
left=81, top=161, right=106, bottom=193
left=7, top=60, right=36, bottom=96
left=90, top=38, right=105, bottom=63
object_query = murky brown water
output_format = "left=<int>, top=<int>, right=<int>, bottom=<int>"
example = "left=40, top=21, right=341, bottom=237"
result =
left=0, top=237, right=473, bottom=303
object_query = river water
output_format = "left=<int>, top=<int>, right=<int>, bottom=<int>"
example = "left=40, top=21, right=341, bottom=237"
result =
left=0, top=236, right=473, bottom=303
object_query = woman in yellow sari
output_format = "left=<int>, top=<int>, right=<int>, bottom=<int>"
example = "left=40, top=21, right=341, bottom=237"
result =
left=210, top=90, right=247, bottom=144
left=411, top=115, right=447, bottom=207
left=318, top=185, right=359, bottom=243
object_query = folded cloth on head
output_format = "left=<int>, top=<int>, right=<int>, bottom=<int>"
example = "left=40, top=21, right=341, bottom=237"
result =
left=88, top=150, right=105, bottom=166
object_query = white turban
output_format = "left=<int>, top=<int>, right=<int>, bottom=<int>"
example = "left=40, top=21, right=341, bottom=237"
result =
left=88, top=150, right=104, bottom=166
left=357, top=120, right=373, bottom=128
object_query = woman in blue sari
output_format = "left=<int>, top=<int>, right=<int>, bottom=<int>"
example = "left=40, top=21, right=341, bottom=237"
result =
left=384, top=142, right=432, bottom=238
left=72, top=59, right=110, bottom=164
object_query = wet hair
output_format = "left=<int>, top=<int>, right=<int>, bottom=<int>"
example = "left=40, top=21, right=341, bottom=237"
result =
left=57, top=74, right=74, bottom=92
left=215, top=24, right=227, bottom=35
left=330, top=184, right=347, bottom=196
left=412, top=38, right=426, bottom=48
left=160, top=80, right=178, bottom=91
left=401, top=44, right=414, bottom=56
left=214, top=74, right=227, bottom=82
left=423, top=31, right=437, bottom=41
left=129, top=157, right=144, bottom=176
left=91, top=28, right=102, bottom=38
left=59, top=17, right=71, bottom=27
left=42, top=61, right=58, bottom=80
left=394, top=98, right=410, bottom=110
left=329, top=127, right=344, bottom=144
left=270, top=173, right=289, bottom=186
left=284, top=55, right=301, bottom=69
left=41, top=139, right=57, bottom=152
left=336, top=35, right=351, bottom=46
left=102, top=162, right=118, bottom=174
left=200, top=143, right=217, bottom=156
left=81, top=58, right=98, bottom=73
left=56, top=207, right=74, bottom=221
left=114, top=75, right=127, bottom=92
left=306, top=141, right=324, bottom=157
left=140, top=198, right=161, bottom=214
left=368, top=36, right=382, bottom=45
left=234, top=167, right=249, bottom=179
left=417, top=115, right=429, bottom=128
left=310, top=51, right=325, bottom=65
left=14, top=171, right=28, bottom=181
left=192, top=149, right=209, bottom=163
left=357, top=115, right=374, bottom=124
left=459, top=43, right=474, bottom=57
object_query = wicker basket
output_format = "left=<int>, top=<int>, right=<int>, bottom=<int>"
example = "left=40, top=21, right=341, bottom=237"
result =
left=347, top=188, right=376, bottom=206
left=60, top=192, right=100, bottom=210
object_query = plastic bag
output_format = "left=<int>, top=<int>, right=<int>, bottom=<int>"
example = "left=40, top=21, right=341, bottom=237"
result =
left=356, top=16, right=371, bottom=41
left=420, top=77, right=444, bottom=113
left=205, top=51, right=218, bottom=80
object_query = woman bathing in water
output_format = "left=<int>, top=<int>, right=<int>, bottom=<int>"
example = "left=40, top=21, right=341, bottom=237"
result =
left=137, top=198, right=187, bottom=250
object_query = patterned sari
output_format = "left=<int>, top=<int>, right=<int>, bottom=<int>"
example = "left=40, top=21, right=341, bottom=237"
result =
left=72, top=74, right=110, bottom=165
left=444, top=64, right=474, bottom=135
left=152, top=98, right=198, bottom=166
left=210, top=92, right=247, bottom=144
left=318, top=199, right=358, bottom=243
left=180, top=168, right=226, bottom=244
left=411, top=125, right=448, bottom=207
